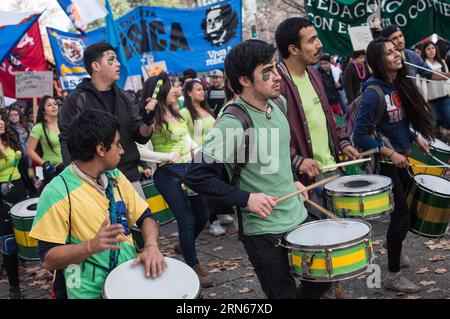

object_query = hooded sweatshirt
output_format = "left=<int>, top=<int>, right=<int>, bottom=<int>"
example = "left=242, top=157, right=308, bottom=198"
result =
left=352, top=77, right=416, bottom=153
left=60, top=78, right=150, bottom=182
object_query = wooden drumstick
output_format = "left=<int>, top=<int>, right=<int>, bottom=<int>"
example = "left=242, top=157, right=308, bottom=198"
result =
left=304, top=198, right=344, bottom=223
left=359, top=148, right=379, bottom=157
left=275, top=174, right=339, bottom=204
left=321, top=158, right=370, bottom=171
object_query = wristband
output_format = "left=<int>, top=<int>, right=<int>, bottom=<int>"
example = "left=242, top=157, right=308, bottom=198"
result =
left=388, top=149, right=396, bottom=158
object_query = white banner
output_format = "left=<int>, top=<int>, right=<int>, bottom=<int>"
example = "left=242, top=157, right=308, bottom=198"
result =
left=15, top=71, right=53, bottom=98
left=348, top=25, right=373, bottom=52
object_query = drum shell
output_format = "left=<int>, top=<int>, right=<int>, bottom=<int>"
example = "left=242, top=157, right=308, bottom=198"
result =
left=407, top=175, right=450, bottom=237
left=10, top=199, right=39, bottom=261
left=141, top=179, right=175, bottom=225
left=409, top=142, right=449, bottom=177
left=285, top=220, right=373, bottom=282
left=325, top=183, right=393, bottom=220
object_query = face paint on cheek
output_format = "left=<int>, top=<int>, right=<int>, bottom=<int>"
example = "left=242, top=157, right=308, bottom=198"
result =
left=262, top=73, right=270, bottom=81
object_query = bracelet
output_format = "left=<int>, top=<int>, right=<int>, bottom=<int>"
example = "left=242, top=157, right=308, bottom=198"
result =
left=144, top=243, right=159, bottom=249
left=388, top=149, right=396, bottom=158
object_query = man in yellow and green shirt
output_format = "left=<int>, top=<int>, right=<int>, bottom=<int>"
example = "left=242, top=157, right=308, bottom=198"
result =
left=29, top=109, right=165, bottom=299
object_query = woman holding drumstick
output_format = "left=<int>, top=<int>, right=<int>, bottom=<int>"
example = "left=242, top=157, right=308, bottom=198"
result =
left=0, top=113, right=27, bottom=298
left=353, top=37, right=433, bottom=293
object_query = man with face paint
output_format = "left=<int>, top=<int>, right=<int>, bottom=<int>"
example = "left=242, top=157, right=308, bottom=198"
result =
left=185, top=40, right=333, bottom=299
left=60, top=42, right=154, bottom=199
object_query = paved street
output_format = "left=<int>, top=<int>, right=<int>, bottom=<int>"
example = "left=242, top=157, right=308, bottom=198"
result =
left=1, top=215, right=449, bottom=299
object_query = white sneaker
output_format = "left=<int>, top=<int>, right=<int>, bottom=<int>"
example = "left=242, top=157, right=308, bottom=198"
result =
left=209, top=220, right=226, bottom=236
left=217, top=214, right=234, bottom=225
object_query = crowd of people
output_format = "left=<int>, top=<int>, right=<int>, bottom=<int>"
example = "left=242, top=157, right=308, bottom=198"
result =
left=0, top=18, right=449, bottom=299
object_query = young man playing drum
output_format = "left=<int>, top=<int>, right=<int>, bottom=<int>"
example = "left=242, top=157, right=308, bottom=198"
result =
left=29, top=109, right=166, bottom=299
left=184, top=39, right=332, bottom=299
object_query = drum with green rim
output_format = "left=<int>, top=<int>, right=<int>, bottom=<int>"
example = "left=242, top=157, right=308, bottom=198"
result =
left=285, top=220, right=373, bottom=282
left=407, top=174, right=450, bottom=237
left=409, top=139, right=450, bottom=177
left=141, top=179, right=175, bottom=225
left=132, top=180, right=175, bottom=252
left=325, top=175, right=393, bottom=219
left=10, top=198, right=39, bottom=260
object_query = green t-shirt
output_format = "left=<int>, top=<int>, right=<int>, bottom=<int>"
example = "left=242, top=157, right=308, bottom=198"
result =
left=0, top=147, right=21, bottom=182
left=179, top=108, right=215, bottom=145
left=150, top=119, right=192, bottom=163
left=292, top=72, right=336, bottom=169
left=30, top=123, right=62, bottom=165
left=202, top=97, right=307, bottom=235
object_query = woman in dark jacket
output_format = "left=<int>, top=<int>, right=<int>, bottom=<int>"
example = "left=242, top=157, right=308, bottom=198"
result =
left=353, top=37, right=433, bottom=293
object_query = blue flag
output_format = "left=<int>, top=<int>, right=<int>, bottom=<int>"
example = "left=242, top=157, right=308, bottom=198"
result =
left=0, top=13, right=41, bottom=63
left=105, top=0, right=129, bottom=88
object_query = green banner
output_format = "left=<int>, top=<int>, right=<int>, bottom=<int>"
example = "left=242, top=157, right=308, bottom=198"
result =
left=306, top=0, right=450, bottom=56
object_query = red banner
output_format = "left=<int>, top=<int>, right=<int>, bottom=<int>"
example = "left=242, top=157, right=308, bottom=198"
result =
left=0, top=21, right=47, bottom=98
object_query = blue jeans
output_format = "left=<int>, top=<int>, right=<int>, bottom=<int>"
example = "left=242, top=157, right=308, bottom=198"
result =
left=153, top=163, right=209, bottom=267
left=430, top=96, right=450, bottom=129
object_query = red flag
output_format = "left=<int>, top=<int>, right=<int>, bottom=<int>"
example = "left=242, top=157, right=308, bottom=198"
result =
left=0, top=21, right=47, bottom=98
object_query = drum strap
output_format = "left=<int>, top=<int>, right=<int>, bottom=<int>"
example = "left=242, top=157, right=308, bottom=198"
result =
left=60, top=176, right=72, bottom=245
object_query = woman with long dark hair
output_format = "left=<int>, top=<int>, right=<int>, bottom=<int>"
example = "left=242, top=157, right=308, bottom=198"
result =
left=420, top=41, right=450, bottom=131
left=8, top=106, right=36, bottom=196
left=27, top=96, right=63, bottom=183
left=0, top=113, right=27, bottom=298
left=353, top=37, right=433, bottom=293
left=141, top=72, right=212, bottom=288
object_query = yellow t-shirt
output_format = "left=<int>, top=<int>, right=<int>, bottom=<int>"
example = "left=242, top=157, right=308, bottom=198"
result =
left=0, top=147, right=21, bottom=182
left=30, top=167, right=148, bottom=299
left=292, top=72, right=336, bottom=169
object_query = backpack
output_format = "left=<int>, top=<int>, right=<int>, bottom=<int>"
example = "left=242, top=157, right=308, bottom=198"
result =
left=344, top=85, right=386, bottom=139
left=214, top=97, right=288, bottom=238
left=344, top=85, right=386, bottom=173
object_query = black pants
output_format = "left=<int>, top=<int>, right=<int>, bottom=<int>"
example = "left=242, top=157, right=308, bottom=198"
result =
left=380, top=163, right=412, bottom=273
left=0, top=179, right=27, bottom=287
left=240, top=232, right=332, bottom=299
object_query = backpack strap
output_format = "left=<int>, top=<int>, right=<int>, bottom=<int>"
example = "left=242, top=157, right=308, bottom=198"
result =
left=221, top=103, right=254, bottom=238
left=271, top=96, right=288, bottom=119
left=366, top=85, right=386, bottom=130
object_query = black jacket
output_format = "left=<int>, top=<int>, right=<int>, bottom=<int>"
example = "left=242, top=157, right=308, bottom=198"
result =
left=343, top=62, right=370, bottom=104
left=318, top=67, right=340, bottom=104
left=59, top=78, right=150, bottom=182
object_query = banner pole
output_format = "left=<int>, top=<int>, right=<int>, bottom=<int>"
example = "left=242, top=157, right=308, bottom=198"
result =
left=33, top=97, right=38, bottom=124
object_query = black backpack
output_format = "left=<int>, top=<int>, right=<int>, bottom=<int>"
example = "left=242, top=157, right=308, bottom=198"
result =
left=215, top=97, right=288, bottom=237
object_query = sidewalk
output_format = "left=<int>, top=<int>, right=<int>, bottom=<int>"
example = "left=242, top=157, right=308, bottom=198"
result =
left=1, top=216, right=449, bottom=299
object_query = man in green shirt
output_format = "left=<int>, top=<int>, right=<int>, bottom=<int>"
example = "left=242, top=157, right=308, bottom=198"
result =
left=185, top=39, right=333, bottom=299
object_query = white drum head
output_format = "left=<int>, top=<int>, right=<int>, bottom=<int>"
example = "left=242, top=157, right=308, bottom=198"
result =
left=103, top=257, right=200, bottom=299
left=430, top=138, right=450, bottom=153
left=286, top=220, right=370, bottom=246
left=324, top=175, right=391, bottom=193
left=10, top=197, right=38, bottom=218
left=413, top=174, right=450, bottom=195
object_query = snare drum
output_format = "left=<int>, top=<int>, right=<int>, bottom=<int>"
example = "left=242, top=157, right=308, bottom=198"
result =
left=407, top=174, right=450, bottom=237
left=285, top=220, right=373, bottom=282
left=325, top=175, right=393, bottom=219
left=141, top=179, right=175, bottom=225
left=103, top=257, right=200, bottom=299
left=409, top=139, right=450, bottom=177
left=10, top=198, right=39, bottom=260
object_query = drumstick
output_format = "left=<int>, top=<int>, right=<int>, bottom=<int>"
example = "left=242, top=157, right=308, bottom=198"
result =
left=360, top=148, right=378, bottom=157
left=380, top=160, right=448, bottom=168
left=275, top=174, right=340, bottom=204
left=404, top=61, right=450, bottom=80
left=304, top=198, right=344, bottom=223
left=406, top=75, right=449, bottom=83
left=321, top=158, right=370, bottom=171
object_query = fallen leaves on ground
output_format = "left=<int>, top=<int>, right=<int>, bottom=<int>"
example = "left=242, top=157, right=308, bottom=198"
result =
left=416, top=267, right=430, bottom=274
left=243, top=272, right=254, bottom=278
left=424, top=240, right=450, bottom=251
left=372, top=240, right=383, bottom=246
left=429, top=255, right=446, bottom=262
left=207, top=260, right=240, bottom=272
left=377, top=248, right=387, bottom=255
left=426, top=287, right=441, bottom=293
left=239, top=287, right=252, bottom=294
left=435, top=268, right=447, bottom=274
left=404, top=295, right=420, bottom=299
left=209, top=293, right=218, bottom=297
left=213, top=246, right=224, bottom=251
left=419, top=280, right=436, bottom=287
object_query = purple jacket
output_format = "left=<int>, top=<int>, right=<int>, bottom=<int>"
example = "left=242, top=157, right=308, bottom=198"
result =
left=277, top=61, right=351, bottom=184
